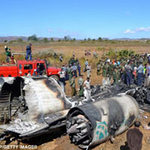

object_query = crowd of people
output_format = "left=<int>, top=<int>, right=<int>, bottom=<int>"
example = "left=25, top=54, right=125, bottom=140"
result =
left=58, top=52, right=150, bottom=103
left=58, top=54, right=93, bottom=102
left=97, top=53, right=150, bottom=87
left=4, top=44, right=150, bottom=102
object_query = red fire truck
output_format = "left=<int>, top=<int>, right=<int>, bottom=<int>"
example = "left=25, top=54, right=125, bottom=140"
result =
left=0, top=59, right=61, bottom=79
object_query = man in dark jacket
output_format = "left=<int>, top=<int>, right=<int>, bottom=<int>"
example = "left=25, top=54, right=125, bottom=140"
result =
left=127, top=121, right=143, bottom=150
left=25, top=43, right=32, bottom=60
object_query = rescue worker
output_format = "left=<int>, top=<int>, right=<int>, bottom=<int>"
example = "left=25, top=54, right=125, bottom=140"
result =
left=70, top=75, right=76, bottom=96
left=25, top=43, right=32, bottom=60
left=5, top=46, right=11, bottom=63
left=78, top=76, right=84, bottom=97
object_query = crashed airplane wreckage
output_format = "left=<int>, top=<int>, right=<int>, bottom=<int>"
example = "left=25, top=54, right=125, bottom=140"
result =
left=0, top=76, right=144, bottom=149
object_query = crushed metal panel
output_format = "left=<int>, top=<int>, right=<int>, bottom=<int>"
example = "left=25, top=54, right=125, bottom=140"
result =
left=0, top=77, right=74, bottom=137
left=23, top=77, right=72, bottom=121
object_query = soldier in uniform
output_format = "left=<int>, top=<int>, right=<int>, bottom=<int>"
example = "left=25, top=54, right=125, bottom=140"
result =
left=107, top=61, right=113, bottom=81
left=112, top=66, right=119, bottom=84
left=86, top=64, right=91, bottom=78
left=70, top=75, right=76, bottom=96
left=97, top=63, right=101, bottom=75
left=78, top=76, right=84, bottom=97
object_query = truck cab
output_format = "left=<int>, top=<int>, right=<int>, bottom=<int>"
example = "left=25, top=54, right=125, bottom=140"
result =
left=0, top=60, right=61, bottom=78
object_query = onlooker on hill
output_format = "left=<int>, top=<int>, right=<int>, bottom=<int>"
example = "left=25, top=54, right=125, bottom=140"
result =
left=25, top=43, right=32, bottom=60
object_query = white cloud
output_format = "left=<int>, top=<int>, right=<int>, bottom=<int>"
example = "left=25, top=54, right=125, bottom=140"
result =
left=124, top=29, right=135, bottom=34
left=124, top=27, right=150, bottom=34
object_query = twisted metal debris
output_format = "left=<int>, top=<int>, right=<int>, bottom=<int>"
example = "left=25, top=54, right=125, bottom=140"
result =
left=0, top=77, right=150, bottom=149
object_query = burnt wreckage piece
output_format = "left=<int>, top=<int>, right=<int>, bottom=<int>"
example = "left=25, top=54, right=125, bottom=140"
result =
left=66, top=95, right=139, bottom=149
left=0, top=77, right=75, bottom=140
left=0, top=77, right=148, bottom=149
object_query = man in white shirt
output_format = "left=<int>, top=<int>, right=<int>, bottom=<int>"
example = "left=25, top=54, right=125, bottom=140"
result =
left=83, top=77, right=94, bottom=102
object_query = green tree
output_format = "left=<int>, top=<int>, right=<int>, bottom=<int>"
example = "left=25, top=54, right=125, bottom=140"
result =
left=43, top=38, right=49, bottom=42
left=64, top=36, right=68, bottom=41
left=4, top=40, right=7, bottom=43
left=50, top=38, right=54, bottom=41
left=98, top=37, right=102, bottom=41
left=64, top=36, right=71, bottom=41
left=28, top=34, right=38, bottom=41
left=17, top=38, right=23, bottom=42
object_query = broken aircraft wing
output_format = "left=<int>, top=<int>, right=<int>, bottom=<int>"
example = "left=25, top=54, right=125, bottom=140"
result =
left=0, top=77, right=74, bottom=138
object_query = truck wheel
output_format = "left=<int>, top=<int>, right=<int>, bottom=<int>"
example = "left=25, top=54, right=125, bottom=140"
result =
left=50, top=75, right=59, bottom=81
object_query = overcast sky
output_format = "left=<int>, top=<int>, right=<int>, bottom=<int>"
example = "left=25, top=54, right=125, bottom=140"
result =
left=0, top=0, right=150, bottom=39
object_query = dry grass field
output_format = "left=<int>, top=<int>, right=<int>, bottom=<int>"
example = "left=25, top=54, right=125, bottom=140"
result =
left=0, top=40, right=150, bottom=150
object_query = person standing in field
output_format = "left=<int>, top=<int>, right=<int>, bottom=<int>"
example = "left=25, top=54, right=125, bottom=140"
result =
left=4, top=46, right=11, bottom=63
left=125, top=61, right=132, bottom=87
left=78, top=76, right=84, bottom=97
left=83, top=77, right=93, bottom=101
left=97, top=63, right=101, bottom=75
left=84, top=59, right=89, bottom=72
left=137, top=60, right=144, bottom=86
left=86, top=64, right=91, bottom=78
left=25, top=43, right=32, bottom=60
left=70, top=75, right=76, bottom=96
